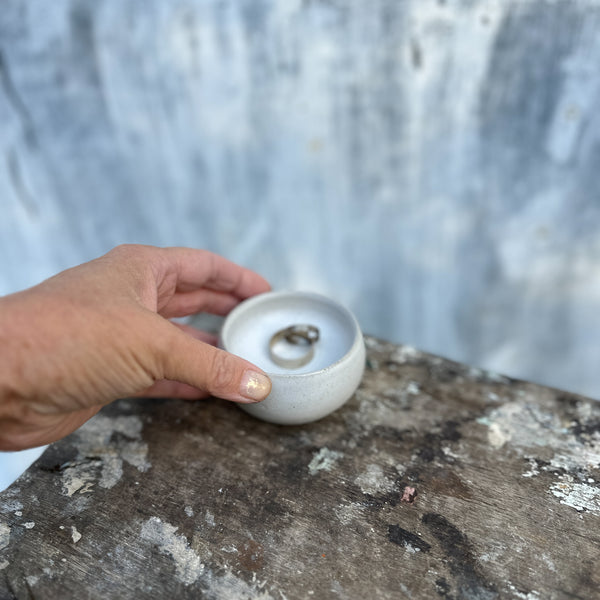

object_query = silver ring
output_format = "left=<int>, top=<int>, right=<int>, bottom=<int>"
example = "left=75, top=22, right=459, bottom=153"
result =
left=269, top=324, right=320, bottom=369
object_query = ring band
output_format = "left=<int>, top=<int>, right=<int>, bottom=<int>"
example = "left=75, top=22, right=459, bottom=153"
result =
left=269, top=324, right=320, bottom=369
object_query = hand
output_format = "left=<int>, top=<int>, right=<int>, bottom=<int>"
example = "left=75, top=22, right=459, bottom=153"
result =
left=0, top=245, right=272, bottom=451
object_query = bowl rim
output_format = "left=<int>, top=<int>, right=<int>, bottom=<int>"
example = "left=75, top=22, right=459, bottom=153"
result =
left=220, top=290, right=364, bottom=379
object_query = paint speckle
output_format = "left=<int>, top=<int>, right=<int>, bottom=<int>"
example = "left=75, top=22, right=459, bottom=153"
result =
left=487, top=422, right=510, bottom=449
left=522, top=458, right=540, bottom=478
left=401, top=486, right=417, bottom=503
left=388, top=524, right=431, bottom=553
left=468, top=367, right=508, bottom=383
left=121, top=440, right=151, bottom=473
left=308, top=448, right=343, bottom=475
left=71, top=526, right=82, bottom=543
left=334, top=502, right=364, bottom=525
left=25, top=575, right=38, bottom=586
left=479, top=550, right=502, bottom=563
left=391, top=345, right=421, bottom=363
left=541, top=553, right=557, bottom=573
left=205, top=511, right=216, bottom=527
left=141, top=516, right=204, bottom=585
left=185, top=506, right=194, bottom=518
left=0, top=523, right=10, bottom=550
left=354, top=464, right=395, bottom=495
left=0, top=560, right=8, bottom=570
left=14, top=510, right=22, bottom=517
left=406, top=382, right=420, bottom=395
left=507, top=582, right=541, bottom=599
left=203, top=568, right=275, bottom=599
left=23, top=522, right=35, bottom=529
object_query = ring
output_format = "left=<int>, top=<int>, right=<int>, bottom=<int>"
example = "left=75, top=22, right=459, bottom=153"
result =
left=269, top=324, right=320, bottom=369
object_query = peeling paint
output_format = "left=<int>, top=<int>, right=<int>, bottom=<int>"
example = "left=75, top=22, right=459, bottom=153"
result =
left=185, top=506, right=193, bottom=518
left=0, top=523, right=10, bottom=550
left=62, top=467, right=96, bottom=497
left=480, top=402, right=560, bottom=449
left=0, top=500, right=22, bottom=513
left=549, top=442, right=600, bottom=472
left=550, top=479, right=600, bottom=515
left=140, top=517, right=204, bottom=585
left=0, top=560, right=8, bottom=570
left=99, top=456, right=123, bottom=489
left=61, top=414, right=151, bottom=497
left=308, top=448, right=343, bottom=475
left=80, top=415, right=144, bottom=444
left=522, top=458, right=540, bottom=478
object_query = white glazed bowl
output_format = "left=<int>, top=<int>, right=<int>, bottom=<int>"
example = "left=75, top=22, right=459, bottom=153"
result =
left=220, top=291, right=365, bottom=425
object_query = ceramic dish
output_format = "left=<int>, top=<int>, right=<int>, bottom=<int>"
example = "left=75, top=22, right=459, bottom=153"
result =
left=220, top=291, right=365, bottom=425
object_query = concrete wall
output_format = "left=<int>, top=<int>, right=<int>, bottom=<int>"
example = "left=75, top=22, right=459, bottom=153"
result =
left=1, top=0, right=600, bottom=402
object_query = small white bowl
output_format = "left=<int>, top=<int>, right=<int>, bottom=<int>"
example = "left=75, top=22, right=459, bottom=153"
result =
left=220, top=291, right=365, bottom=425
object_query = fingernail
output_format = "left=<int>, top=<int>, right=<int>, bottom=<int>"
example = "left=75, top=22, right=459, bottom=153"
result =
left=240, top=370, right=271, bottom=402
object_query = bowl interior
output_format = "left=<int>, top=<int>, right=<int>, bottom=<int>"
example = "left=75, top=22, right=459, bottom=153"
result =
left=222, top=292, right=358, bottom=375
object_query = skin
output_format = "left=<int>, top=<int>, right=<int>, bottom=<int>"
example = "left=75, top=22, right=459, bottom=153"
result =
left=0, top=244, right=272, bottom=451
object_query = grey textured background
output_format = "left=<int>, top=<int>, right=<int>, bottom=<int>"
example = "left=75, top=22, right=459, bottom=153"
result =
left=1, top=0, right=600, bottom=410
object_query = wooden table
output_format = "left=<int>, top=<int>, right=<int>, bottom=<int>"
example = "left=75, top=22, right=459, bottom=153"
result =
left=1, top=336, right=599, bottom=599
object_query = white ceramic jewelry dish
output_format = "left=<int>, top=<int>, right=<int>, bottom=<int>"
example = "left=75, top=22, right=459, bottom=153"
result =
left=220, top=291, right=366, bottom=425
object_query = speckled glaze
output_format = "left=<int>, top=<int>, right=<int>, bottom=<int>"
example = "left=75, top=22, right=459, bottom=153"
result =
left=220, top=291, right=366, bottom=425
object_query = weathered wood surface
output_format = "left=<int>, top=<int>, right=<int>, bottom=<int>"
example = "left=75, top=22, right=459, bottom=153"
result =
left=1, top=336, right=599, bottom=599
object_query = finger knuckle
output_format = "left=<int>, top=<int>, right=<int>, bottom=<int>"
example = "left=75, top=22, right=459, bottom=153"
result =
left=109, top=243, right=154, bottom=261
left=111, top=243, right=139, bottom=256
left=208, top=351, right=239, bottom=394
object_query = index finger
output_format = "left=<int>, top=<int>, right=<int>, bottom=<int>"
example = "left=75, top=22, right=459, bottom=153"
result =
left=158, top=247, right=271, bottom=298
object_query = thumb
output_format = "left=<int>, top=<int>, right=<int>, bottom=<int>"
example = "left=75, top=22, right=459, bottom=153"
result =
left=160, top=325, right=272, bottom=403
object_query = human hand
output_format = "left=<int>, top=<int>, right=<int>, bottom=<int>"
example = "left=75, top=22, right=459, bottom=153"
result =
left=0, top=245, right=272, bottom=451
